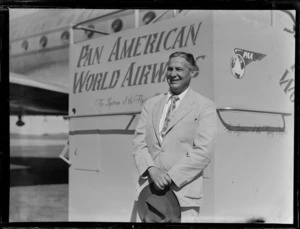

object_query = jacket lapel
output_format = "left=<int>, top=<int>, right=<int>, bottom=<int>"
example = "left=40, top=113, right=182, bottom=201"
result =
left=164, top=89, right=196, bottom=135
left=152, top=94, right=168, bottom=145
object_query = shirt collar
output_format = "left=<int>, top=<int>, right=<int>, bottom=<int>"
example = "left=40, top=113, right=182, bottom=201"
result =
left=166, top=87, right=190, bottom=103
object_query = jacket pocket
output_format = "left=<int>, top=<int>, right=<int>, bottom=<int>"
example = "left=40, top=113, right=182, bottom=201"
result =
left=177, top=120, right=196, bottom=143
left=182, top=176, right=203, bottom=199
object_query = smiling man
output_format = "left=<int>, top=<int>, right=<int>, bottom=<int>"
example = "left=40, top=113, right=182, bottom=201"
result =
left=133, top=51, right=217, bottom=222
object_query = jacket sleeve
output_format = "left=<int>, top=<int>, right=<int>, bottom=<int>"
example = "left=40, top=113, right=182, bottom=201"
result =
left=133, top=100, right=156, bottom=177
left=167, top=101, right=217, bottom=188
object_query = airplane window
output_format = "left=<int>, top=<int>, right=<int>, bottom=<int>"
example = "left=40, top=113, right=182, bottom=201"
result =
left=85, top=24, right=95, bottom=39
left=143, top=11, right=156, bottom=25
left=111, top=18, right=123, bottom=33
left=22, top=40, right=29, bottom=51
left=39, top=36, right=48, bottom=48
left=61, top=30, right=70, bottom=44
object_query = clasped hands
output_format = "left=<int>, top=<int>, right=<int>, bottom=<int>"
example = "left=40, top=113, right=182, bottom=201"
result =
left=147, top=166, right=172, bottom=190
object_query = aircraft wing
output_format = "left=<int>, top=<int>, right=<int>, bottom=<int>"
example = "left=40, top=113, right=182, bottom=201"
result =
left=10, top=72, right=68, bottom=116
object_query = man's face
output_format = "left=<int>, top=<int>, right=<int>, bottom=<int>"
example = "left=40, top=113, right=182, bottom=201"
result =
left=166, top=57, right=193, bottom=95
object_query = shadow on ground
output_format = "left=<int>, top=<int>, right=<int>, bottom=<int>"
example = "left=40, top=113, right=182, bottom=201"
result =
left=10, top=157, right=69, bottom=187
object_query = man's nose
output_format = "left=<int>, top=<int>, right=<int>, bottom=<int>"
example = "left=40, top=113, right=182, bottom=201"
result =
left=170, top=69, right=177, bottom=76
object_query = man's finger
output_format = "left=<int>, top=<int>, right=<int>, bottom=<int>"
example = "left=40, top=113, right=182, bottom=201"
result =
left=158, top=180, right=166, bottom=189
left=161, top=178, right=169, bottom=187
left=165, top=174, right=172, bottom=184
left=154, top=182, right=163, bottom=190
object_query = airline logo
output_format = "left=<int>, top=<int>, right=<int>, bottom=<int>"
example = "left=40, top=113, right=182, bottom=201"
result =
left=230, top=48, right=266, bottom=79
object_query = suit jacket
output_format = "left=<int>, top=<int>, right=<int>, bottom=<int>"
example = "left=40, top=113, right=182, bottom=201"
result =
left=133, top=89, right=217, bottom=207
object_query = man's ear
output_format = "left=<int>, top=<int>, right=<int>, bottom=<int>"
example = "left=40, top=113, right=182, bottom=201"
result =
left=191, top=69, right=199, bottom=78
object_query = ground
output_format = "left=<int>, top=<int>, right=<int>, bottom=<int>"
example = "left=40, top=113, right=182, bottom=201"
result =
left=9, top=130, right=69, bottom=222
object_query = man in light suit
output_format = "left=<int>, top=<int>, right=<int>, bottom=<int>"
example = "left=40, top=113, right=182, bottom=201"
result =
left=133, top=51, right=217, bottom=222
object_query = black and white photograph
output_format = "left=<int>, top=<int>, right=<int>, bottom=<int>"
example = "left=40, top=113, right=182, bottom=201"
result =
left=5, top=8, right=296, bottom=225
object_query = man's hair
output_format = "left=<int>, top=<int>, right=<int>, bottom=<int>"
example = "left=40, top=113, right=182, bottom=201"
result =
left=169, top=52, right=199, bottom=71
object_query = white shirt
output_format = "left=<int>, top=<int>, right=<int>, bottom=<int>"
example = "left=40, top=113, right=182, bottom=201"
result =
left=159, top=87, right=190, bottom=141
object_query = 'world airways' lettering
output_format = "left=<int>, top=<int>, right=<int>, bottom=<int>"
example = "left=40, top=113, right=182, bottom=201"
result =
left=279, top=64, right=294, bottom=102
left=73, top=61, right=168, bottom=94
left=73, top=70, right=120, bottom=93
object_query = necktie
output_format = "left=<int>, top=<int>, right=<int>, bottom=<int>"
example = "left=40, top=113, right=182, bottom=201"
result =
left=161, top=95, right=179, bottom=138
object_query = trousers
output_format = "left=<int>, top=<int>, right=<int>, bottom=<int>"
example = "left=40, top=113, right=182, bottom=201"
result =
left=180, top=207, right=200, bottom=223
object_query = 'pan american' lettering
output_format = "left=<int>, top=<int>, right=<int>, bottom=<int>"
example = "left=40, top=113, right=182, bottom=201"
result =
left=77, top=45, right=104, bottom=68
left=108, top=22, right=202, bottom=62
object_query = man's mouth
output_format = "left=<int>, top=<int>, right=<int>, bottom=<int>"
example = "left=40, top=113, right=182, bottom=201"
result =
left=169, top=78, right=180, bottom=83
